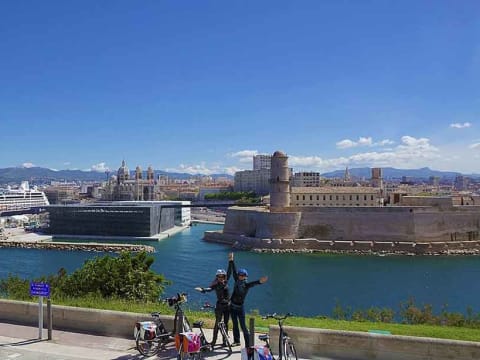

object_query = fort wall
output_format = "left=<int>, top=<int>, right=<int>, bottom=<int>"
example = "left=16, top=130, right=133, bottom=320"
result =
left=223, top=207, right=300, bottom=239
left=209, top=205, right=480, bottom=254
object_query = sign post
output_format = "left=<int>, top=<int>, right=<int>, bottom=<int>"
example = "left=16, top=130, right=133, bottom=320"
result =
left=30, top=282, right=50, bottom=339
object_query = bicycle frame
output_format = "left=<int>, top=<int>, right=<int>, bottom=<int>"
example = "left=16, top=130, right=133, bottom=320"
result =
left=259, top=313, right=296, bottom=360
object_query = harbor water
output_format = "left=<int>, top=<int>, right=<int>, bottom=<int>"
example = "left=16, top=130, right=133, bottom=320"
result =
left=1, top=223, right=480, bottom=317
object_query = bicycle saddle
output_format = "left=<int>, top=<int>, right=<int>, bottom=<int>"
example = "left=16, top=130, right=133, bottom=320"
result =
left=193, top=321, right=204, bottom=328
left=258, top=334, right=269, bottom=341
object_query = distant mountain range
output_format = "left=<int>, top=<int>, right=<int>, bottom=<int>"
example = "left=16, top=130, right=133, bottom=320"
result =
left=0, top=167, right=233, bottom=184
left=0, top=166, right=478, bottom=185
left=321, top=167, right=479, bottom=180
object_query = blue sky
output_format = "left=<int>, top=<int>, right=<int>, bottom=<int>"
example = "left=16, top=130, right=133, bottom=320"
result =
left=1, top=1, right=480, bottom=175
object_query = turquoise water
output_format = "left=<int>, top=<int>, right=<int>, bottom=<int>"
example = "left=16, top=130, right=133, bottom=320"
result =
left=2, top=223, right=480, bottom=317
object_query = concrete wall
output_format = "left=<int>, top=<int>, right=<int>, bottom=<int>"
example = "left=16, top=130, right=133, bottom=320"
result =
left=1, top=299, right=480, bottom=360
left=268, top=326, right=480, bottom=360
left=0, top=299, right=175, bottom=338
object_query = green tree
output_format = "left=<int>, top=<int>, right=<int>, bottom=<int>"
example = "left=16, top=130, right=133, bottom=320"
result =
left=0, top=251, right=169, bottom=302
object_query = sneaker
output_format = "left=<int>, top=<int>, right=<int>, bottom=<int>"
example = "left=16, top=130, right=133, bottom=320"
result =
left=231, top=342, right=241, bottom=347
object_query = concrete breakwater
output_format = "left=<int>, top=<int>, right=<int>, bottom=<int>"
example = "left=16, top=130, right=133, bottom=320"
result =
left=204, top=230, right=480, bottom=256
left=0, top=241, right=155, bottom=253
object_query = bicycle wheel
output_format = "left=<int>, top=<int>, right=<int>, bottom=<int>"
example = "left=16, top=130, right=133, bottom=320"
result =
left=219, top=324, right=232, bottom=353
left=136, top=335, right=161, bottom=357
left=283, top=339, right=298, bottom=360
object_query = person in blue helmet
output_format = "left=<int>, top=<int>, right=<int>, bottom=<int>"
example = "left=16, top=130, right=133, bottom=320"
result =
left=196, top=268, right=231, bottom=348
left=228, top=252, right=268, bottom=347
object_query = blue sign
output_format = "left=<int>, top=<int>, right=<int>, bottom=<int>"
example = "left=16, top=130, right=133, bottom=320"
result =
left=30, top=282, right=50, bottom=297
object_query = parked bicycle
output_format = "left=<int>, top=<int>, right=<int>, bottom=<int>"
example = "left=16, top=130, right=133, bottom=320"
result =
left=170, top=293, right=210, bottom=360
left=258, top=313, right=298, bottom=360
left=201, top=302, right=233, bottom=353
left=134, top=293, right=208, bottom=357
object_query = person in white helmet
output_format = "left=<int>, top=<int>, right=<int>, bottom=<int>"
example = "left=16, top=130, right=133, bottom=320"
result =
left=196, top=267, right=231, bottom=347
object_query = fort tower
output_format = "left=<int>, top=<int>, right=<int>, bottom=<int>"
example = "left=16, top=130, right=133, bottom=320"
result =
left=270, top=150, right=290, bottom=211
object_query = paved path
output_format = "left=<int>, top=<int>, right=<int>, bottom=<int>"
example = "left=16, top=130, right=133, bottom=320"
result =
left=0, top=322, right=332, bottom=360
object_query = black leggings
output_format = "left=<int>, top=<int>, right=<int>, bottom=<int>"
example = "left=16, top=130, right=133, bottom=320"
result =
left=212, top=304, right=230, bottom=344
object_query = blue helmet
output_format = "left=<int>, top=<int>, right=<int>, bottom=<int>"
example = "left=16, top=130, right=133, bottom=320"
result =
left=238, top=268, right=248, bottom=277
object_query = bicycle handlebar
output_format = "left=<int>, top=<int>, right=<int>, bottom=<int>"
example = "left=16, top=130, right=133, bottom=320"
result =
left=163, top=292, right=188, bottom=307
left=262, top=313, right=293, bottom=321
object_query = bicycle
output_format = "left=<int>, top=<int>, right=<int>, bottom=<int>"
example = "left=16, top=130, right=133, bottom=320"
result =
left=134, top=293, right=203, bottom=357
left=134, top=310, right=171, bottom=356
left=201, top=302, right=233, bottom=353
left=258, top=313, right=298, bottom=360
left=169, top=293, right=210, bottom=360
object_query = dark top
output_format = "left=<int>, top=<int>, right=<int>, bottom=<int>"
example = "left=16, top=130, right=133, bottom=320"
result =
left=228, top=259, right=261, bottom=307
left=203, top=278, right=230, bottom=306
left=201, top=265, right=232, bottom=306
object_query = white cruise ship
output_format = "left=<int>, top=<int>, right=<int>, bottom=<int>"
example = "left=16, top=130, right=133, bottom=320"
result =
left=0, top=181, right=50, bottom=212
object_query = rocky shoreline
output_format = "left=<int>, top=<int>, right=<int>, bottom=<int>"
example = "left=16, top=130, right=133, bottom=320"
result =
left=0, top=241, right=155, bottom=253
left=251, top=247, right=480, bottom=256
left=205, top=230, right=480, bottom=256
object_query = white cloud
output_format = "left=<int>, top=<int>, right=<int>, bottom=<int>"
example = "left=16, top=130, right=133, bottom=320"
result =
left=358, top=137, right=373, bottom=146
left=469, top=143, right=480, bottom=150
left=223, top=166, right=243, bottom=176
left=166, top=162, right=239, bottom=176
left=229, top=150, right=259, bottom=163
left=230, top=150, right=258, bottom=158
left=22, top=162, right=36, bottom=168
left=450, top=122, right=472, bottom=129
left=377, top=139, right=395, bottom=146
left=336, top=139, right=356, bottom=149
left=91, top=162, right=110, bottom=172
left=288, top=135, right=441, bottom=172
left=336, top=137, right=394, bottom=149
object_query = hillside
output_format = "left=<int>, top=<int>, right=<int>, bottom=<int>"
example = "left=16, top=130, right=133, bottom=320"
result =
left=0, top=167, right=233, bottom=184
left=321, top=167, right=467, bottom=180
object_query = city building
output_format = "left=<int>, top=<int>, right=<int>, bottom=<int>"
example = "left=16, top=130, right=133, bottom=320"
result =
left=234, top=168, right=270, bottom=195
left=47, top=200, right=191, bottom=238
left=102, top=160, right=162, bottom=201
left=454, top=175, right=470, bottom=191
left=291, top=186, right=382, bottom=207
left=253, top=154, right=272, bottom=170
left=292, top=172, right=322, bottom=187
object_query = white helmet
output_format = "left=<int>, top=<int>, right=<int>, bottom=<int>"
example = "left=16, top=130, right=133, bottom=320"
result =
left=216, top=269, right=227, bottom=276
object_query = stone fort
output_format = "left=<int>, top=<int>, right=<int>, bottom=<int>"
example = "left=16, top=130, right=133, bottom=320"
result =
left=204, top=151, right=480, bottom=255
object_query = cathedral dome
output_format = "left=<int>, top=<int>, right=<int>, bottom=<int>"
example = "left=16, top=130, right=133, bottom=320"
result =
left=117, top=160, right=129, bottom=177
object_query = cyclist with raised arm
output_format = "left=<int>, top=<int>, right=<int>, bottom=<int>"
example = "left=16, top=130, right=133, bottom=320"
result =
left=196, top=268, right=231, bottom=348
left=228, top=252, right=268, bottom=348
